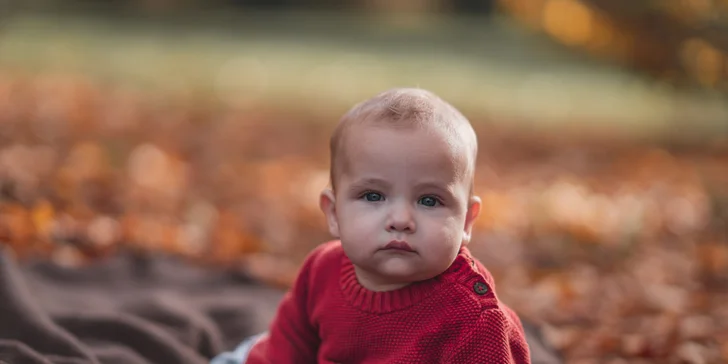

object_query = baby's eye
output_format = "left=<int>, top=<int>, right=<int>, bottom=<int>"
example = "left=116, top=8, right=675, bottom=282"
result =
left=418, top=196, right=440, bottom=207
left=363, top=192, right=384, bottom=202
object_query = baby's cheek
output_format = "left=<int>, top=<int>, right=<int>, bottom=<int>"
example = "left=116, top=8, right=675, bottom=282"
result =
left=348, top=207, right=381, bottom=229
left=341, top=214, right=377, bottom=241
left=432, top=216, right=462, bottom=238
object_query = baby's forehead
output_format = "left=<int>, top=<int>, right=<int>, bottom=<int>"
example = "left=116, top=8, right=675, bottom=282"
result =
left=342, top=122, right=468, bottom=157
left=337, top=124, right=475, bottom=178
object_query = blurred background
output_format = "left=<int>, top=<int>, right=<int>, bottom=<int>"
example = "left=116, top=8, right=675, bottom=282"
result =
left=1, top=0, right=727, bottom=362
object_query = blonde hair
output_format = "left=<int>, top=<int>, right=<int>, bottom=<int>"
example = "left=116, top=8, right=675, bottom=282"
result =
left=329, top=88, right=478, bottom=190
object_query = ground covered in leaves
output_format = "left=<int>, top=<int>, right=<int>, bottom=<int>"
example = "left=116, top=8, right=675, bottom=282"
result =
left=0, top=71, right=727, bottom=363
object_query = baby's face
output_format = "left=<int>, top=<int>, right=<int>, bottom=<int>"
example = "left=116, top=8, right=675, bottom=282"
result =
left=321, top=124, right=480, bottom=291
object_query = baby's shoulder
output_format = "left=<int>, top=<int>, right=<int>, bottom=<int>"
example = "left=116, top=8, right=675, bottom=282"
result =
left=440, top=274, right=526, bottom=338
left=433, top=285, right=523, bottom=335
left=305, top=239, right=344, bottom=264
left=297, top=240, right=345, bottom=278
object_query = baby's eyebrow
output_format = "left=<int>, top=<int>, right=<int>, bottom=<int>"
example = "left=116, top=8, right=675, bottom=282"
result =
left=349, top=177, right=391, bottom=190
left=415, top=181, right=447, bottom=190
left=414, top=181, right=455, bottom=192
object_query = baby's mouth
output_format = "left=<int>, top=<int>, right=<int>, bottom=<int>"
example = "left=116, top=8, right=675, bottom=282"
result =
left=381, top=240, right=416, bottom=252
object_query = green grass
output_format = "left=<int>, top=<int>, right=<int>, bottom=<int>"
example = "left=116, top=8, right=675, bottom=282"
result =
left=1, top=11, right=727, bottom=138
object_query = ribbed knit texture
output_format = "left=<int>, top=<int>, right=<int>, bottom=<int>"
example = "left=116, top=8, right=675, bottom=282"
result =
left=246, top=241, right=531, bottom=363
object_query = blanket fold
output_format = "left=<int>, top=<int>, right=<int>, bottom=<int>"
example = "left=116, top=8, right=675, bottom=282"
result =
left=0, top=247, right=281, bottom=364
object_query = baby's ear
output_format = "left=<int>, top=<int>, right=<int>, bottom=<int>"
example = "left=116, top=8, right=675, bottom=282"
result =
left=462, top=195, right=481, bottom=246
left=319, top=188, right=340, bottom=238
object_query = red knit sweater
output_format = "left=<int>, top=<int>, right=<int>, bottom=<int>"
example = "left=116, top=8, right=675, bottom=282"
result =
left=246, top=240, right=531, bottom=363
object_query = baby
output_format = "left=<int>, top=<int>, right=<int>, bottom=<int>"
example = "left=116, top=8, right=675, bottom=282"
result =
left=224, top=88, right=531, bottom=363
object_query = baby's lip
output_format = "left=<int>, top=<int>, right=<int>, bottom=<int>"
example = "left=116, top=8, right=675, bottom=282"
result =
left=382, top=240, right=415, bottom=252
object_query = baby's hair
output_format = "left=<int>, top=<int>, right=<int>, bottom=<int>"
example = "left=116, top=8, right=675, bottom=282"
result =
left=329, top=88, right=478, bottom=191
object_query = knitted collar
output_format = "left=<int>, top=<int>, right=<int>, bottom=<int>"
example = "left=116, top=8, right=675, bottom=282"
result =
left=339, top=246, right=494, bottom=314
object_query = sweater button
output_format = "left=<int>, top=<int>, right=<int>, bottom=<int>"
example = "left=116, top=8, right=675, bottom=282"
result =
left=473, top=281, right=488, bottom=295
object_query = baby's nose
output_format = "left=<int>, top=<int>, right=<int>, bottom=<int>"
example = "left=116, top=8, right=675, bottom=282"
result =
left=386, top=203, right=416, bottom=232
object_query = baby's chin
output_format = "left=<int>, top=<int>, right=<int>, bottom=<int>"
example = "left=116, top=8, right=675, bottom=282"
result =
left=362, top=256, right=447, bottom=284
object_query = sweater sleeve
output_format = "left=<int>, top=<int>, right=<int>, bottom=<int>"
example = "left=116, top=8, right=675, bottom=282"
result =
left=245, top=248, right=323, bottom=364
left=445, top=308, right=531, bottom=364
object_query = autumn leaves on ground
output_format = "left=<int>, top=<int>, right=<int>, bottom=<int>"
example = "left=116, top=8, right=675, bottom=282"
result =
left=0, top=71, right=727, bottom=363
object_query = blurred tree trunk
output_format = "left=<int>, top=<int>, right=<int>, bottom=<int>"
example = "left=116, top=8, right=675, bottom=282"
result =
left=584, top=0, right=728, bottom=87
left=363, top=0, right=445, bottom=13
left=449, top=0, right=495, bottom=14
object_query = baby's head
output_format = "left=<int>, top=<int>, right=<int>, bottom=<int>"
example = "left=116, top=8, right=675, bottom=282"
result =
left=320, top=88, right=482, bottom=292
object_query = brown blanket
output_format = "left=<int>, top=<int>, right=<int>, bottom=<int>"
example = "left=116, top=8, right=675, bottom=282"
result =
left=0, top=246, right=561, bottom=364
